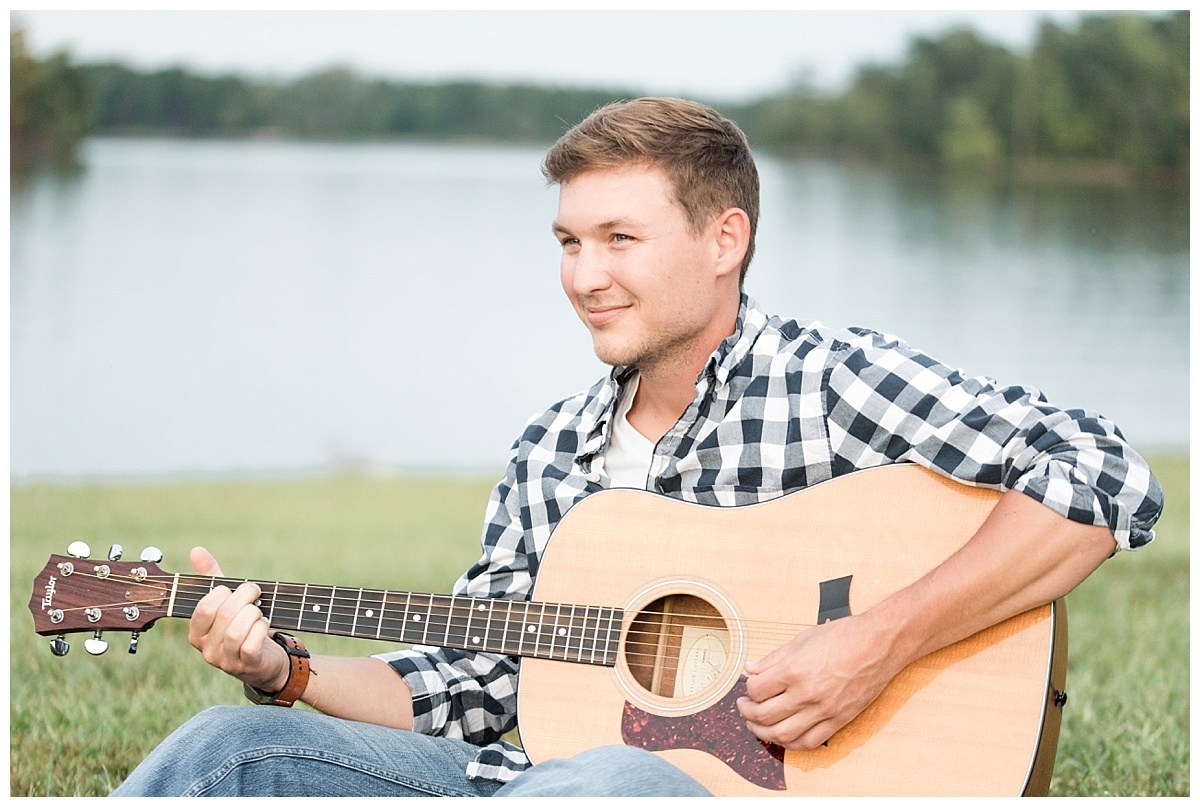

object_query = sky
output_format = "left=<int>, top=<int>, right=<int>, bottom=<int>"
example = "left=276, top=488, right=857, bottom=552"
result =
left=10, top=7, right=1115, bottom=101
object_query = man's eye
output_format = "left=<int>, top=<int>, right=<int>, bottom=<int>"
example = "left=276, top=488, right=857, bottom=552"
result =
left=612, top=234, right=633, bottom=243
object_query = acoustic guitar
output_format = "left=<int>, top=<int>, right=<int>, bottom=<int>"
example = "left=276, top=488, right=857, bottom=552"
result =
left=28, top=464, right=1067, bottom=796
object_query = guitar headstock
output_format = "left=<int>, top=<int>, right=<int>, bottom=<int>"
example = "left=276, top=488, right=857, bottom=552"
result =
left=29, top=547, right=174, bottom=655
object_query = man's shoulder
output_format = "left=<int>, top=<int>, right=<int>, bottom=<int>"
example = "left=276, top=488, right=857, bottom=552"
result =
left=512, top=375, right=611, bottom=445
left=751, top=311, right=902, bottom=363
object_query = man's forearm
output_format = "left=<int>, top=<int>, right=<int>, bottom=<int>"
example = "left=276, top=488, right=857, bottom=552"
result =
left=297, top=655, right=416, bottom=730
left=867, top=488, right=1115, bottom=669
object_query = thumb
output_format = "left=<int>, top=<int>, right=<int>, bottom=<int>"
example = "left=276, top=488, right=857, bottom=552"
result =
left=190, top=546, right=224, bottom=577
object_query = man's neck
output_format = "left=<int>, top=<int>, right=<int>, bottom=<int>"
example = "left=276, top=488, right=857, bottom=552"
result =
left=624, top=295, right=741, bottom=444
left=621, top=370, right=687, bottom=444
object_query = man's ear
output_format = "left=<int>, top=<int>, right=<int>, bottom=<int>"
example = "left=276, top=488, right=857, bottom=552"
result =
left=713, top=207, right=751, bottom=279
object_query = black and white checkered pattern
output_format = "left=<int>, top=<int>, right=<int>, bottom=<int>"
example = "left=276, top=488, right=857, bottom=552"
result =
left=377, top=295, right=1163, bottom=783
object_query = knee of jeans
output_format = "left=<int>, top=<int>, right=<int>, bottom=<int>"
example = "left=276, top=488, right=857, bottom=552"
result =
left=172, top=704, right=282, bottom=748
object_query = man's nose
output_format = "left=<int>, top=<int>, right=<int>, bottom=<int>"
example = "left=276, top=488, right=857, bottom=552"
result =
left=570, top=243, right=613, bottom=295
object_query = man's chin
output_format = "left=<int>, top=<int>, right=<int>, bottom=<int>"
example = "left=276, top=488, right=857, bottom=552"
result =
left=591, top=341, right=639, bottom=369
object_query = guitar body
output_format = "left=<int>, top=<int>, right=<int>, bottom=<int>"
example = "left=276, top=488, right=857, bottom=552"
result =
left=518, top=464, right=1066, bottom=796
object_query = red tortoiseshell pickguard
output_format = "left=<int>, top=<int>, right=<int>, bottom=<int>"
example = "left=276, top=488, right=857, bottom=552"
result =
left=620, top=677, right=787, bottom=791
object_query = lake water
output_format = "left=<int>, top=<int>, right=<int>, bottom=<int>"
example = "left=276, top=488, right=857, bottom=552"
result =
left=10, top=138, right=1189, bottom=479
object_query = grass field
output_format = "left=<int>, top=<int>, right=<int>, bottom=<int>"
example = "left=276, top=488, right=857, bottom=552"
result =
left=9, top=455, right=1190, bottom=796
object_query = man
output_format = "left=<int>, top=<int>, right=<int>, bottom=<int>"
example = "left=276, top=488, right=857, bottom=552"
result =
left=113, top=98, right=1162, bottom=797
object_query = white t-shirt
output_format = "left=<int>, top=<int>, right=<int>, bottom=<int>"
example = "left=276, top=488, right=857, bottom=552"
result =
left=601, top=373, right=655, bottom=489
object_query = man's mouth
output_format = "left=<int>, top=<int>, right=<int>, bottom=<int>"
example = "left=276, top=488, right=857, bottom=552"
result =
left=584, top=303, right=630, bottom=327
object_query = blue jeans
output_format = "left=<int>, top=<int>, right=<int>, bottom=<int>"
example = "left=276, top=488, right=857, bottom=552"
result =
left=111, top=705, right=711, bottom=797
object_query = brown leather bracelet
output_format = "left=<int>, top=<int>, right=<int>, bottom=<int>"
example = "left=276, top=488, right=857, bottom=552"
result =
left=243, top=632, right=311, bottom=707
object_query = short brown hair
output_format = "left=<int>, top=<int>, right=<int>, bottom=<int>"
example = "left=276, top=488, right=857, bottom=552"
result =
left=542, top=97, right=760, bottom=284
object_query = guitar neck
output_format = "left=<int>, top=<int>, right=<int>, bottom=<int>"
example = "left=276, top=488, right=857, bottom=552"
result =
left=169, top=575, right=621, bottom=666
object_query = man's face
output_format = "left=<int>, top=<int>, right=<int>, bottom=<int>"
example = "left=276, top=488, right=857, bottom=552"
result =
left=553, top=164, right=727, bottom=374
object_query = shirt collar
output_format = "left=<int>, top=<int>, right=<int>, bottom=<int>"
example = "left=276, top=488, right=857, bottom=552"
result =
left=707, top=293, right=768, bottom=391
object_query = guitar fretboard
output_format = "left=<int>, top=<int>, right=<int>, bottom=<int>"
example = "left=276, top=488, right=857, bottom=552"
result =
left=169, top=577, right=621, bottom=666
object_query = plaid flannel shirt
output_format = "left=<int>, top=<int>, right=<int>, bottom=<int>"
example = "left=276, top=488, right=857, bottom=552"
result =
left=377, top=294, right=1162, bottom=783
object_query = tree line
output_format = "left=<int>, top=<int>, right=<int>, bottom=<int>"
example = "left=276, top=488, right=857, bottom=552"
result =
left=11, top=11, right=1189, bottom=181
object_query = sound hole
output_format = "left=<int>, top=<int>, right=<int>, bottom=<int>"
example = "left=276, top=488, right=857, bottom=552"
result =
left=624, top=593, right=731, bottom=699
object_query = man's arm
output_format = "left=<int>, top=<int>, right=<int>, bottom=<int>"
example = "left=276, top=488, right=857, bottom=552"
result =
left=738, top=489, right=1113, bottom=750
left=186, top=547, right=416, bottom=729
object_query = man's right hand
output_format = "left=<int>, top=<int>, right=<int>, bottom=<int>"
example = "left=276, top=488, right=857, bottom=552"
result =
left=186, top=546, right=289, bottom=695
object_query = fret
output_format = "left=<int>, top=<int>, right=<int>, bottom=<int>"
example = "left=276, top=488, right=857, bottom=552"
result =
left=555, top=602, right=573, bottom=661
left=392, top=591, right=413, bottom=644
left=516, top=602, right=535, bottom=658
left=517, top=601, right=550, bottom=658
left=422, top=594, right=451, bottom=647
left=580, top=605, right=597, bottom=663
left=546, top=602, right=564, bottom=660
left=528, top=603, right=551, bottom=658
left=565, top=603, right=587, bottom=663
left=603, top=608, right=621, bottom=665
left=587, top=606, right=603, bottom=664
left=393, top=592, right=427, bottom=645
left=463, top=598, right=477, bottom=651
left=443, top=596, right=469, bottom=650
left=326, top=585, right=357, bottom=637
left=298, top=584, right=309, bottom=628
left=269, top=583, right=304, bottom=632
left=515, top=601, right=529, bottom=656
left=298, top=584, right=336, bottom=633
left=324, top=585, right=337, bottom=633
left=354, top=588, right=385, bottom=640
left=469, top=600, right=491, bottom=652
left=264, top=581, right=279, bottom=625
left=378, top=590, right=406, bottom=643
left=501, top=599, right=523, bottom=656
left=350, top=588, right=364, bottom=636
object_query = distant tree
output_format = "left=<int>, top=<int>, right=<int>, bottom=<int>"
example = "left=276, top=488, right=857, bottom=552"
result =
left=10, top=25, right=91, bottom=165
left=1029, top=11, right=1189, bottom=171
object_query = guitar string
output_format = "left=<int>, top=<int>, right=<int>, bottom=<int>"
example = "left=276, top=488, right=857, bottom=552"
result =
left=49, top=570, right=828, bottom=655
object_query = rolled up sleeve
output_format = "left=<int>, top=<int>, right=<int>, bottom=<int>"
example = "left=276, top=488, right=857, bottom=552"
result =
left=825, top=331, right=1163, bottom=551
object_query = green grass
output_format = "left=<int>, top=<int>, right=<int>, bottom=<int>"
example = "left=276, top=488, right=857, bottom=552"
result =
left=9, top=456, right=1189, bottom=796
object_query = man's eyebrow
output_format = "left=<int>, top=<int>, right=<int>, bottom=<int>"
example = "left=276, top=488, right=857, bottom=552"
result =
left=551, top=217, right=640, bottom=236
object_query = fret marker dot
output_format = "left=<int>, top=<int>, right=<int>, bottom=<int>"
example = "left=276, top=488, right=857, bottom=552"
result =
left=558, top=628, right=567, bottom=636
left=477, top=604, right=486, bottom=611
left=472, top=636, right=481, bottom=645
left=312, top=605, right=321, bottom=612
left=365, top=609, right=375, bottom=618
left=413, top=615, right=422, bottom=622
left=526, top=625, right=536, bottom=633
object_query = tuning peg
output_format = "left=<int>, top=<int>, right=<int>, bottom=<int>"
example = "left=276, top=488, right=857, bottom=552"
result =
left=108, top=544, right=124, bottom=561
left=128, top=632, right=141, bottom=654
left=84, top=632, right=109, bottom=656
left=140, top=546, right=163, bottom=563
left=67, top=541, right=91, bottom=559
left=49, top=636, right=70, bottom=656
